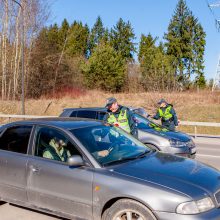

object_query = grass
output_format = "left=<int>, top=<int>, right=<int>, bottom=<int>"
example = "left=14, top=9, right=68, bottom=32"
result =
left=0, top=89, right=219, bottom=134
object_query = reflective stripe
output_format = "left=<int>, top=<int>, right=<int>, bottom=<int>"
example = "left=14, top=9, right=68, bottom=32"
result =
left=158, top=105, right=173, bottom=120
left=107, top=109, right=131, bottom=133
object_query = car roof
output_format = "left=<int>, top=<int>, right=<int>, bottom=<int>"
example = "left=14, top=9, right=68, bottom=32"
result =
left=63, top=107, right=107, bottom=112
left=62, top=106, right=144, bottom=112
left=2, top=117, right=103, bottom=130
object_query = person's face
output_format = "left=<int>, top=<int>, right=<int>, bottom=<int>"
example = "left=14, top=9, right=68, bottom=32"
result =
left=56, top=139, right=66, bottom=150
left=108, top=102, right=118, bottom=112
left=160, top=102, right=166, bottom=108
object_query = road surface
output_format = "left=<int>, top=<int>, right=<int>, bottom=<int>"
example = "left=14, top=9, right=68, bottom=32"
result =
left=194, top=136, right=220, bottom=170
left=0, top=136, right=219, bottom=220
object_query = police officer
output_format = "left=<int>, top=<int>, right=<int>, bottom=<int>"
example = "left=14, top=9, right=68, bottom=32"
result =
left=103, top=97, right=136, bottom=136
left=153, top=99, right=178, bottom=131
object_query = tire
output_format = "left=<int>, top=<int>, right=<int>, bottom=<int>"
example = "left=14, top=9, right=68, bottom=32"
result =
left=102, top=199, right=157, bottom=220
left=0, top=201, right=6, bottom=206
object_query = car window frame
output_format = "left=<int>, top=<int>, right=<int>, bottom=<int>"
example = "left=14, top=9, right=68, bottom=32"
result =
left=31, top=124, right=93, bottom=167
left=0, top=124, right=34, bottom=155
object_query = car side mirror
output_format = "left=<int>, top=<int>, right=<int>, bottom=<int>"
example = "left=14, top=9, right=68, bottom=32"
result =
left=67, top=155, right=85, bottom=167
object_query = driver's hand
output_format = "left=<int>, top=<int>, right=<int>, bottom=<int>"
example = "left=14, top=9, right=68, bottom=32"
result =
left=98, top=150, right=109, bottom=157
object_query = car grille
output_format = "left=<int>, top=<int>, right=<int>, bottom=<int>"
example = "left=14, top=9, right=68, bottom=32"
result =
left=214, top=189, right=220, bottom=206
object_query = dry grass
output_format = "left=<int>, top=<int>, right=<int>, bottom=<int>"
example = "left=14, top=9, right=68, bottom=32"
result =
left=0, top=90, right=220, bottom=134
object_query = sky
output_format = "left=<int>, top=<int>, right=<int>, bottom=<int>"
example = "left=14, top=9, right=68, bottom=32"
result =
left=50, top=0, right=220, bottom=81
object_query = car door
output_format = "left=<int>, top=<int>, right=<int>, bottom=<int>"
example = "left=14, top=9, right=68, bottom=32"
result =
left=0, top=125, right=33, bottom=203
left=27, top=125, right=94, bottom=219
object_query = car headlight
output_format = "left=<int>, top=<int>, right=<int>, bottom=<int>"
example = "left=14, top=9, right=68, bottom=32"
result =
left=176, top=197, right=215, bottom=214
left=189, top=139, right=196, bottom=147
left=169, top=139, right=187, bottom=148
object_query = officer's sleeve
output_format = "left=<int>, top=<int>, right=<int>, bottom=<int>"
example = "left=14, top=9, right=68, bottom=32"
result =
left=171, top=108, right=178, bottom=126
left=153, top=111, right=160, bottom=120
left=127, top=109, right=137, bottom=137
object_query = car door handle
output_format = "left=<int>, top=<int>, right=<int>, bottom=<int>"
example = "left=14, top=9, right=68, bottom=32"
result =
left=32, top=168, right=39, bottom=172
left=30, top=166, right=40, bottom=173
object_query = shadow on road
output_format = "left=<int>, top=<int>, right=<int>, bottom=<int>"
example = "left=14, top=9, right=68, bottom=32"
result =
left=10, top=203, right=68, bottom=220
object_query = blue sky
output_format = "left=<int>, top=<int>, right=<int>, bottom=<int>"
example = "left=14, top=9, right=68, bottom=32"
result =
left=50, top=0, right=220, bottom=80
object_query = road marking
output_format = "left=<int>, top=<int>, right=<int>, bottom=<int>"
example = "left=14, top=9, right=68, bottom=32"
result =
left=197, top=154, right=220, bottom=158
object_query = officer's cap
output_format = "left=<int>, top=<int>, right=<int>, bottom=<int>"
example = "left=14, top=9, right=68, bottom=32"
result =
left=105, top=97, right=117, bottom=108
left=158, top=98, right=167, bottom=105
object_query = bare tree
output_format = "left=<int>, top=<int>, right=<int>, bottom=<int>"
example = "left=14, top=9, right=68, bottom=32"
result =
left=0, top=0, right=50, bottom=100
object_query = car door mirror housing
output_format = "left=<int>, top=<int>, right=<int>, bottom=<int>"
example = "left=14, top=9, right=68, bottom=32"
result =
left=67, top=155, right=85, bottom=167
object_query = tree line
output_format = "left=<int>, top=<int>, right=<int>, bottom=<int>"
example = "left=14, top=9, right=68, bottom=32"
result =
left=0, top=0, right=207, bottom=99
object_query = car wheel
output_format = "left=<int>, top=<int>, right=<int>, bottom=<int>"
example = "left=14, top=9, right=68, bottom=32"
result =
left=102, top=199, right=157, bottom=220
left=145, top=143, right=159, bottom=151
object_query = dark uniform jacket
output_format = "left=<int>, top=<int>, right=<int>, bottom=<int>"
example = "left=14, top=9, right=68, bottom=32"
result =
left=153, top=104, right=178, bottom=131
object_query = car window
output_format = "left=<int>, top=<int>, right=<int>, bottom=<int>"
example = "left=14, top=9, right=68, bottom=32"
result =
left=34, top=126, right=81, bottom=163
left=71, top=125, right=150, bottom=166
left=77, top=110, right=96, bottom=119
left=97, top=112, right=106, bottom=120
left=70, top=111, right=77, bottom=117
left=0, top=125, right=32, bottom=154
left=134, top=114, right=169, bottom=132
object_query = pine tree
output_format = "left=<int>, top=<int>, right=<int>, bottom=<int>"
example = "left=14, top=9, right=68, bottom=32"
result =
left=165, top=0, right=206, bottom=88
left=58, top=19, right=70, bottom=48
left=65, top=21, right=89, bottom=57
left=110, top=18, right=136, bottom=61
left=47, top=23, right=60, bottom=53
left=89, top=16, right=106, bottom=55
left=193, top=21, right=206, bottom=88
left=138, top=34, right=175, bottom=91
left=81, top=42, right=126, bottom=92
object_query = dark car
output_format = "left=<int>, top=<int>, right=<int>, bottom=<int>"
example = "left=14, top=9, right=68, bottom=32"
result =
left=0, top=118, right=219, bottom=220
left=59, top=107, right=196, bottom=158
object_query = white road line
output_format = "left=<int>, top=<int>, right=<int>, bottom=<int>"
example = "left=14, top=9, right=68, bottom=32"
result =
left=197, top=154, right=220, bottom=158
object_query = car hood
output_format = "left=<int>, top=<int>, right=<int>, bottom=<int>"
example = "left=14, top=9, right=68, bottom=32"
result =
left=142, top=128, right=191, bottom=141
left=111, top=152, right=220, bottom=198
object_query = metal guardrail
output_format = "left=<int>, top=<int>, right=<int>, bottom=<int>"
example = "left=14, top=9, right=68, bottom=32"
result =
left=0, top=114, right=219, bottom=138
left=180, top=121, right=220, bottom=127
left=180, top=121, right=220, bottom=138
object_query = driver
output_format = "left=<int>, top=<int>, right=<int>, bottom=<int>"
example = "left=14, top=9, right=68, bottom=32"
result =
left=43, top=137, right=71, bottom=162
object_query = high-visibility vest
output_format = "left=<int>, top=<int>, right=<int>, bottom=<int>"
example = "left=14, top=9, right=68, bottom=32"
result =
left=158, top=105, right=173, bottom=121
left=107, top=109, right=131, bottom=133
left=44, top=140, right=69, bottom=162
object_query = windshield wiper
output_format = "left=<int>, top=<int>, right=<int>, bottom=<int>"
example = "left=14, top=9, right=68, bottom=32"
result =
left=135, top=149, right=151, bottom=158
left=103, top=150, right=151, bottom=167
left=103, top=157, right=137, bottom=166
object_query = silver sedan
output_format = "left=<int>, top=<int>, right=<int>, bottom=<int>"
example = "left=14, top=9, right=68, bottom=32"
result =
left=0, top=118, right=219, bottom=220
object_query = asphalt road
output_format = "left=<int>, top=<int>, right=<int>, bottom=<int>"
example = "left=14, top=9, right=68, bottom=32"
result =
left=0, top=137, right=219, bottom=220
left=194, top=136, right=220, bottom=170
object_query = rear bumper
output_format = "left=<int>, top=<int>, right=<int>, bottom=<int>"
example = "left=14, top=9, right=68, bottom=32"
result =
left=153, top=208, right=220, bottom=220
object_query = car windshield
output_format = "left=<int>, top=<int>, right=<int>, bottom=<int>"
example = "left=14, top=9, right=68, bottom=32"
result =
left=71, top=125, right=151, bottom=166
left=133, top=113, right=169, bottom=132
